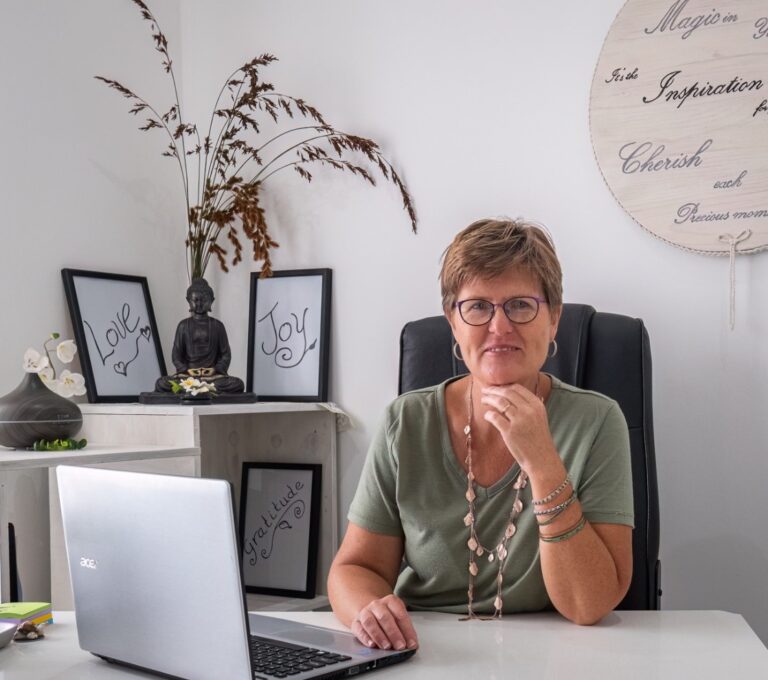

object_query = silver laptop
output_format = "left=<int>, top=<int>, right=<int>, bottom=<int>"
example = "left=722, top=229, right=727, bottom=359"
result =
left=57, top=466, right=415, bottom=679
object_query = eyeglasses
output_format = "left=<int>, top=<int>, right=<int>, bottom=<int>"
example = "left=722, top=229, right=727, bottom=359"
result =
left=454, top=296, right=547, bottom=326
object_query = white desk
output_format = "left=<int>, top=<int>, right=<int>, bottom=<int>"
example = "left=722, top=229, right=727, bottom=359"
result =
left=0, top=610, right=765, bottom=678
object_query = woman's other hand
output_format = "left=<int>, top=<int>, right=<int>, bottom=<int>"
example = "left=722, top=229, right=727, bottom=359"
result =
left=328, top=523, right=419, bottom=651
left=351, top=594, right=418, bottom=650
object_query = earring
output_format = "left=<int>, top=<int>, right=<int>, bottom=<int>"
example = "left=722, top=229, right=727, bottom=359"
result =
left=453, top=342, right=464, bottom=363
left=548, top=339, right=558, bottom=358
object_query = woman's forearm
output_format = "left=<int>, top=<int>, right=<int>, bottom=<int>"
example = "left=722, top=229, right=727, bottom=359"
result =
left=528, top=461, right=631, bottom=624
left=539, top=517, right=627, bottom=624
left=328, top=563, right=396, bottom=627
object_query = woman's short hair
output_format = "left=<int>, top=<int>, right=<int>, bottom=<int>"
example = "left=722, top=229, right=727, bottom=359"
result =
left=440, top=218, right=563, bottom=313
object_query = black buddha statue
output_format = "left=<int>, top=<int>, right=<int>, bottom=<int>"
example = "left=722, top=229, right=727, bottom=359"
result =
left=154, top=278, right=245, bottom=394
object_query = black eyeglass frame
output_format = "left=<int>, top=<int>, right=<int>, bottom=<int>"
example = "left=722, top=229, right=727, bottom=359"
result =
left=454, top=296, right=548, bottom=326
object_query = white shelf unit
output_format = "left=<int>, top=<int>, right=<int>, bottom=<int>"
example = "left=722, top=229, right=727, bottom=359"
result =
left=0, top=444, right=200, bottom=605
left=75, top=401, right=346, bottom=611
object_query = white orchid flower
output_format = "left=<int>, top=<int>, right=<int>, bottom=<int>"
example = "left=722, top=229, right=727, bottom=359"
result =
left=38, top=366, right=55, bottom=384
left=57, top=370, right=87, bottom=398
left=190, top=385, right=210, bottom=396
left=56, top=339, right=77, bottom=364
left=23, top=348, right=50, bottom=373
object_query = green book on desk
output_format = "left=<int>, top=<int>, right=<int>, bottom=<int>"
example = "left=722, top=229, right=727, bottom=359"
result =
left=0, top=602, right=53, bottom=625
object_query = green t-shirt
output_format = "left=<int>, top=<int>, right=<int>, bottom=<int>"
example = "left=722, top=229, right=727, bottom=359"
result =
left=347, top=375, right=634, bottom=614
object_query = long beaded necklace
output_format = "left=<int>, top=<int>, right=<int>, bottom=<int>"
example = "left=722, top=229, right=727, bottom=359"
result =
left=459, top=377, right=536, bottom=621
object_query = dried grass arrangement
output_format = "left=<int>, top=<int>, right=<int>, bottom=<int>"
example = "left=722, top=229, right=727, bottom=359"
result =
left=97, top=0, right=417, bottom=279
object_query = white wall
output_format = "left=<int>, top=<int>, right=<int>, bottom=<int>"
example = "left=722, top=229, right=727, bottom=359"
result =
left=4, top=0, right=767, bottom=643
left=0, top=0, right=187, bottom=394
left=178, top=0, right=768, bottom=641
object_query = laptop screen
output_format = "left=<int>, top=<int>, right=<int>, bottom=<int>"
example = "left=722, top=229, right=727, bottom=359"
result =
left=57, top=465, right=253, bottom=679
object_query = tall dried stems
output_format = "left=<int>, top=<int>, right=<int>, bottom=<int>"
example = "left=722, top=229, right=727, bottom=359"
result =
left=97, top=0, right=417, bottom=280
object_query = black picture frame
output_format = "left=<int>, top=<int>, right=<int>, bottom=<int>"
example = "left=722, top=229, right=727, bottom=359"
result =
left=61, top=268, right=166, bottom=402
left=246, top=269, right=332, bottom=401
left=238, top=462, right=322, bottom=599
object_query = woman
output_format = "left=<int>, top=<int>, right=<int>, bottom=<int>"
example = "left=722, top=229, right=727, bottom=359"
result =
left=328, top=218, right=634, bottom=650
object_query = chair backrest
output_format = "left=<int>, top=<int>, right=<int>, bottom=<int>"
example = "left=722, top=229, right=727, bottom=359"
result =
left=398, top=303, right=661, bottom=610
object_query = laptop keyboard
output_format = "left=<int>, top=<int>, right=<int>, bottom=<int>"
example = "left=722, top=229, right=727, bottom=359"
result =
left=250, top=634, right=352, bottom=678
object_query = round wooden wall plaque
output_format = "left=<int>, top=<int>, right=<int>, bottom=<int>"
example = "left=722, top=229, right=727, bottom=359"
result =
left=590, top=0, right=768, bottom=254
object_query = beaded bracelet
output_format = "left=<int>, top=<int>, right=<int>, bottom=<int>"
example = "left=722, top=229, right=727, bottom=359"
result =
left=539, top=515, right=587, bottom=543
left=532, top=475, right=571, bottom=506
left=537, top=499, right=576, bottom=526
left=532, top=492, right=577, bottom=516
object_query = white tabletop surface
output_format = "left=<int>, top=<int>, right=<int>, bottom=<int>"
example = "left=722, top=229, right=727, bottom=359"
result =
left=79, top=401, right=347, bottom=417
left=0, top=444, right=199, bottom=470
left=0, top=610, right=765, bottom=679
left=79, top=401, right=352, bottom=429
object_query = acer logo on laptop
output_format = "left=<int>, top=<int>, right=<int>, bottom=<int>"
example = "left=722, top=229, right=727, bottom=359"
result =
left=79, top=557, right=98, bottom=569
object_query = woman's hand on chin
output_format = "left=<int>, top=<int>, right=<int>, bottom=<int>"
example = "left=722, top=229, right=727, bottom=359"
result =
left=351, top=594, right=418, bottom=651
left=480, top=383, right=558, bottom=474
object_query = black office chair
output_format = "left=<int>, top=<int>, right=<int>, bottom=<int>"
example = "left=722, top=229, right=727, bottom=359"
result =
left=398, top=303, right=661, bottom=610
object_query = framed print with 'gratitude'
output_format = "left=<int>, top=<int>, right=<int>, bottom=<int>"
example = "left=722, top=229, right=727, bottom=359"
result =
left=238, top=462, right=322, bottom=598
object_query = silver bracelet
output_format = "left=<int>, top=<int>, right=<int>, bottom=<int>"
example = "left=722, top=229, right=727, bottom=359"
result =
left=537, top=501, right=573, bottom=526
left=539, top=515, right=587, bottom=543
left=532, top=492, right=577, bottom=516
left=532, top=475, right=571, bottom=506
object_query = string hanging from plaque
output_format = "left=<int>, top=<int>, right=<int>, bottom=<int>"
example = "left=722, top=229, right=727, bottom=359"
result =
left=718, top=230, right=751, bottom=330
